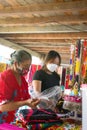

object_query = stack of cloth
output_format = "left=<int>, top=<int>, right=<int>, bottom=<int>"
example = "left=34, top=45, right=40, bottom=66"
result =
left=45, top=118, right=82, bottom=130
left=14, top=109, right=82, bottom=130
left=14, top=108, right=63, bottom=130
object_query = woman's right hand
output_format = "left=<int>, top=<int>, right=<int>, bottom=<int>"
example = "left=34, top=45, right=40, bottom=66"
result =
left=26, top=98, right=40, bottom=108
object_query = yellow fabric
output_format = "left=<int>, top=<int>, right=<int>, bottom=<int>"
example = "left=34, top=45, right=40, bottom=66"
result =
left=0, top=63, right=7, bottom=72
left=75, top=59, right=80, bottom=74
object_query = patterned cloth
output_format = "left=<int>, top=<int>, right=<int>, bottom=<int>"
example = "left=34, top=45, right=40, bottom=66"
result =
left=15, top=109, right=62, bottom=123
left=46, top=123, right=82, bottom=130
left=15, top=109, right=63, bottom=130
left=45, top=119, right=82, bottom=130
left=14, top=118, right=82, bottom=130
left=15, top=120, right=62, bottom=130
left=15, top=110, right=82, bottom=130
left=0, top=69, right=30, bottom=123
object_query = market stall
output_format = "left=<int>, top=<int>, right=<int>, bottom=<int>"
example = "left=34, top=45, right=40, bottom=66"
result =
left=0, top=39, right=87, bottom=130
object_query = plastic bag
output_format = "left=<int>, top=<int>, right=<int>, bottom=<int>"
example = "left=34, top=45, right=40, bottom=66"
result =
left=29, top=86, right=61, bottom=110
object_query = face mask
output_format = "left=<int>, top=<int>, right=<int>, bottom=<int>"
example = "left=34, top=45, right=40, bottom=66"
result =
left=17, top=67, right=29, bottom=75
left=47, top=63, right=58, bottom=72
left=17, top=67, right=23, bottom=75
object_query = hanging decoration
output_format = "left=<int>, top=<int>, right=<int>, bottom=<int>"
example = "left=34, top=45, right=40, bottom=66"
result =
left=81, top=40, right=87, bottom=83
left=65, top=39, right=87, bottom=92
left=75, top=39, right=82, bottom=83
left=69, top=44, right=75, bottom=81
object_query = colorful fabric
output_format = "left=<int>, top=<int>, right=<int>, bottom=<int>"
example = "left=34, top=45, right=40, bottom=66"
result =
left=0, top=69, right=30, bottom=123
left=46, top=124, right=82, bottom=130
left=46, top=120, right=82, bottom=130
left=16, top=109, right=62, bottom=124
left=15, top=109, right=82, bottom=130
left=15, top=119, right=82, bottom=130
left=25, top=64, right=41, bottom=84
left=45, top=125, right=64, bottom=130
left=15, top=120, right=62, bottom=130
left=0, top=63, right=7, bottom=72
left=15, top=108, right=63, bottom=130
left=13, top=120, right=28, bottom=130
left=15, top=120, right=82, bottom=130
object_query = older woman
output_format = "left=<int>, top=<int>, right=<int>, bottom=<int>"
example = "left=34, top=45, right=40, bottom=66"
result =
left=0, top=50, right=40, bottom=123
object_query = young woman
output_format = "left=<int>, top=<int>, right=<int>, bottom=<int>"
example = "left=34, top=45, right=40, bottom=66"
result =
left=32, top=50, right=61, bottom=93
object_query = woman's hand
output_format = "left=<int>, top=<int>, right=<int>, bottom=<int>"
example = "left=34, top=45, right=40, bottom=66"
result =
left=26, top=98, right=40, bottom=108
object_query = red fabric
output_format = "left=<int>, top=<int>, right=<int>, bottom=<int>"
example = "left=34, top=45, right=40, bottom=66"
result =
left=0, top=69, right=30, bottom=123
left=65, top=75, right=70, bottom=89
left=25, top=64, right=41, bottom=84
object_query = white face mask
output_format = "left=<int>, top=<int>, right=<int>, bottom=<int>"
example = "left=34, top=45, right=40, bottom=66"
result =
left=17, top=66, right=29, bottom=75
left=47, top=63, right=58, bottom=72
